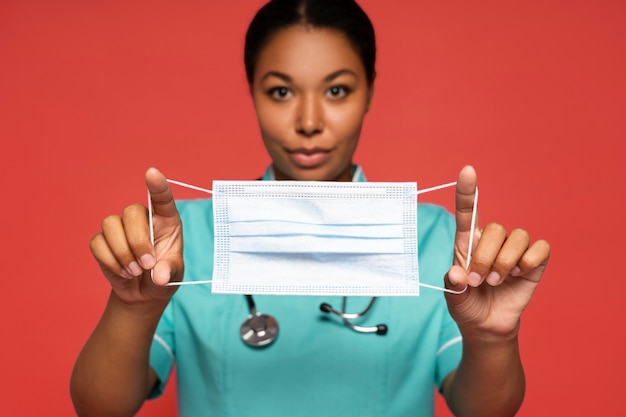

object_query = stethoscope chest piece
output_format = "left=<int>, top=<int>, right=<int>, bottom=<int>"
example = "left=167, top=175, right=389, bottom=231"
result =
left=240, top=313, right=279, bottom=347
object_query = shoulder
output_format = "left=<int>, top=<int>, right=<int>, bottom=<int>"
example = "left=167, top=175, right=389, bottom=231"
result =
left=174, top=198, right=215, bottom=246
left=175, top=198, right=213, bottom=223
left=172, top=199, right=216, bottom=283
left=416, top=203, right=455, bottom=284
left=417, top=203, right=455, bottom=236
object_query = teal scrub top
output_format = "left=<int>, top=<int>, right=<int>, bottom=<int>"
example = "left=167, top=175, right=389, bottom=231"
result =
left=149, top=166, right=462, bottom=417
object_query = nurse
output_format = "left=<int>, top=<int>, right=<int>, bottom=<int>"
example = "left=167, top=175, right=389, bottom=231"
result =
left=70, top=1, right=551, bottom=416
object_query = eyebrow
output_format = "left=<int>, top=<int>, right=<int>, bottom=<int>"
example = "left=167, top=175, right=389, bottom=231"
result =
left=324, top=69, right=357, bottom=82
left=261, top=71, right=292, bottom=83
left=260, top=69, right=358, bottom=83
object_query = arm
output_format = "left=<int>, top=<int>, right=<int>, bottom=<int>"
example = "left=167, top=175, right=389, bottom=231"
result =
left=70, top=168, right=183, bottom=417
left=442, top=334, right=525, bottom=417
left=70, top=293, right=166, bottom=417
left=440, top=166, right=551, bottom=417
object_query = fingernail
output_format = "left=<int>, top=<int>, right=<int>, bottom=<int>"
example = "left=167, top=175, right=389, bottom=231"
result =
left=119, top=270, right=133, bottom=280
left=128, top=261, right=143, bottom=276
left=468, top=272, right=482, bottom=286
left=511, top=266, right=521, bottom=276
left=486, top=271, right=501, bottom=286
left=140, top=254, right=155, bottom=269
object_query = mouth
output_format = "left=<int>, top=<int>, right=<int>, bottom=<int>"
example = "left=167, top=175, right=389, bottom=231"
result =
left=288, top=147, right=331, bottom=168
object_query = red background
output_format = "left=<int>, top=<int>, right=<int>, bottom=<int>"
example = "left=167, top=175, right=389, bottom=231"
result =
left=1, top=0, right=625, bottom=416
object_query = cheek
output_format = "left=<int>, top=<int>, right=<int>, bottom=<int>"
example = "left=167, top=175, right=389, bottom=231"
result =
left=256, top=104, right=293, bottom=143
left=326, top=104, right=367, bottom=142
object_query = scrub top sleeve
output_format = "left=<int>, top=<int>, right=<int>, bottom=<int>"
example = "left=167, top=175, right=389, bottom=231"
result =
left=435, top=313, right=463, bottom=390
left=148, top=301, right=176, bottom=399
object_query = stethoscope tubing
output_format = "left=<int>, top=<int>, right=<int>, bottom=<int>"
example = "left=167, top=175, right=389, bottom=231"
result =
left=323, top=297, right=388, bottom=335
left=241, top=295, right=388, bottom=347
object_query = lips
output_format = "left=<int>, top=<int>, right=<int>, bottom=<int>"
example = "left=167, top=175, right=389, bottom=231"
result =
left=288, top=148, right=331, bottom=168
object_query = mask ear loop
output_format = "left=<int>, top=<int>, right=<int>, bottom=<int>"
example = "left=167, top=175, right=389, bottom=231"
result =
left=416, top=182, right=478, bottom=295
left=148, top=179, right=214, bottom=287
left=149, top=179, right=478, bottom=293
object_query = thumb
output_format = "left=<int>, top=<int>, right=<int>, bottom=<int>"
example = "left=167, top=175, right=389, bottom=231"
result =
left=453, top=165, right=479, bottom=268
left=146, top=167, right=179, bottom=219
left=455, top=165, right=478, bottom=235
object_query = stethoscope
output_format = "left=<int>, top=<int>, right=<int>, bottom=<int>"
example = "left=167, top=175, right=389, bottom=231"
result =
left=240, top=294, right=388, bottom=347
left=239, top=173, right=388, bottom=347
left=240, top=295, right=279, bottom=347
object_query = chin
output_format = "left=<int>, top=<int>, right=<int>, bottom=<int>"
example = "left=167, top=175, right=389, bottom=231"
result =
left=300, top=169, right=348, bottom=182
left=281, top=167, right=330, bottom=181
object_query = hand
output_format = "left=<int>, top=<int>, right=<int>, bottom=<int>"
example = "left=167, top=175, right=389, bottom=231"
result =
left=89, top=167, right=184, bottom=305
left=444, top=166, right=551, bottom=341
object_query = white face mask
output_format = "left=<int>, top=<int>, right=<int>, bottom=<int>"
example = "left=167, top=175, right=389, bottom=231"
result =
left=154, top=178, right=476, bottom=296
left=211, top=181, right=419, bottom=296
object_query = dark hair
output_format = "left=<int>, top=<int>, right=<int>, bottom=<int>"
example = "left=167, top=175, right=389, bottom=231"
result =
left=244, top=0, right=376, bottom=85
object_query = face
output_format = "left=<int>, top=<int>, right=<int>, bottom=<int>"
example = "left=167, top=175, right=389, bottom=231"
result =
left=251, top=25, right=373, bottom=181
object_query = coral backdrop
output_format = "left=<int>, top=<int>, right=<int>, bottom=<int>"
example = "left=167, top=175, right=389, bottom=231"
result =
left=1, top=1, right=624, bottom=416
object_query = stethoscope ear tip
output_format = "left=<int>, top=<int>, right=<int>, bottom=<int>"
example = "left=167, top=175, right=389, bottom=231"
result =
left=319, top=303, right=332, bottom=313
left=318, top=298, right=388, bottom=336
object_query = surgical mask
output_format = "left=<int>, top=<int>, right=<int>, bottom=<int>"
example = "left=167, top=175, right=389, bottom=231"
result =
left=152, top=179, right=476, bottom=296
left=212, top=180, right=419, bottom=296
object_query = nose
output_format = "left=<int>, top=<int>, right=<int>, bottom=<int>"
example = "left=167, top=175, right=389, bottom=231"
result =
left=295, top=94, right=323, bottom=137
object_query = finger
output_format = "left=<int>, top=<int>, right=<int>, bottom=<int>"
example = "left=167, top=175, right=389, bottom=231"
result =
left=100, top=214, right=143, bottom=277
left=90, top=232, right=133, bottom=280
left=146, top=167, right=179, bottom=219
left=152, top=261, right=172, bottom=286
left=512, top=239, right=551, bottom=280
left=152, top=254, right=184, bottom=286
left=455, top=165, right=479, bottom=234
left=444, top=265, right=471, bottom=304
left=446, top=264, right=468, bottom=289
left=122, top=203, right=156, bottom=270
left=487, top=228, right=531, bottom=286
left=468, top=222, right=507, bottom=286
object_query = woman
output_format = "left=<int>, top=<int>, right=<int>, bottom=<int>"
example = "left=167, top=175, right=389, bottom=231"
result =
left=70, top=1, right=551, bottom=416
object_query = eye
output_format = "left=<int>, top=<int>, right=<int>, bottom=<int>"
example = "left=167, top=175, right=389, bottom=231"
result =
left=268, top=87, right=292, bottom=100
left=326, top=85, right=350, bottom=99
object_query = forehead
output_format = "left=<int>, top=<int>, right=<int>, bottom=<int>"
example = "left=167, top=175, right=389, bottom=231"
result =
left=254, top=25, right=365, bottom=82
